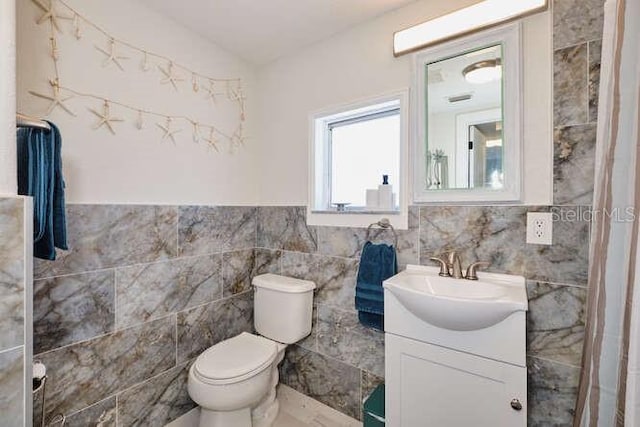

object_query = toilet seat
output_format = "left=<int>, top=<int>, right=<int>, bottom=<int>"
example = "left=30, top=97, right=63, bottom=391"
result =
left=193, top=332, right=277, bottom=385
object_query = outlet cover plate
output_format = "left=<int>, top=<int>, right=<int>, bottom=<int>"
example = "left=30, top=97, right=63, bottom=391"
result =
left=526, top=212, right=553, bottom=245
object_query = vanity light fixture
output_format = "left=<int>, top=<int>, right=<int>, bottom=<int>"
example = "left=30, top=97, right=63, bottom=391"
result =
left=393, top=0, right=547, bottom=56
left=462, top=59, right=502, bottom=84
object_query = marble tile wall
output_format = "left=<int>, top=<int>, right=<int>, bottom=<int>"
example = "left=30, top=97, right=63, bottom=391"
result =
left=0, top=197, right=27, bottom=427
left=553, top=0, right=603, bottom=206
left=32, top=204, right=257, bottom=426
left=542, top=0, right=603, bottom=425
left=262, top=205, right=589, bottom=423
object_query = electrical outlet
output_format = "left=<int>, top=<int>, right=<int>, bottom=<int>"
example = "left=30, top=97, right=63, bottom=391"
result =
left=526, top=212, right=553, bottom=245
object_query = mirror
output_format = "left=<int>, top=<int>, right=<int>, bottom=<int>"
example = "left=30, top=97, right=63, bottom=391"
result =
left=414, top=24, right=522, bottom=203
left=426, top=44, right=503, bottom=190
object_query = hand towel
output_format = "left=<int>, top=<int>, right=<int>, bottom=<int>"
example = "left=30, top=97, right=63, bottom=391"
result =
left=355, top=241, right=397, bottom=331
left=17, top=121, right=68, bottom=260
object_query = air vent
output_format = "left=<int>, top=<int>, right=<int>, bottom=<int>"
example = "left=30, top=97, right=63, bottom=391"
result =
left=447, top=93, right=472, bottom=103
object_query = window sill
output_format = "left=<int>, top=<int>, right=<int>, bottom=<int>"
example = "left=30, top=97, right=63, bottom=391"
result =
left=311, top=209, right=400, bottom=215
left=307, top=208, right=408, bottom=230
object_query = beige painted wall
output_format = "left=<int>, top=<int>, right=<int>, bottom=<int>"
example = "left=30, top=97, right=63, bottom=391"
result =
left=256, top=0, right=552, bottom=205
left=0, top=0, right=17, bottom=195
left=17, top=0, right=259, bottom=205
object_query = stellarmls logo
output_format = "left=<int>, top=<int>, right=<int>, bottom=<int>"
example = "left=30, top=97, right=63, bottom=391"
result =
left=551, top=207, right=636, bottom=223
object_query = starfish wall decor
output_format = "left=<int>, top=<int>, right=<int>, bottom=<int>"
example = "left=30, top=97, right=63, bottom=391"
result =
left=158, top=62, right=184, bottom=91
left=89, top=100, right=124, bottom=135
left=203, top=129, right=219, bottom=152
left=32, top=0, right=72, bottom=33
left=157, top=117, right=181, bottom=144
left=204, top=80, right=217, bottom=105
left=72, top=14, right=82, bottom=40
left=192, top=74, right=200, bottom=93
left=192, top=121, right=201, bottom=143
left=136, top=111, right=145, bottom=130
left=95, top=39, right=129, bottom=71
left=141, top=52, right=151, bottom=72
left=29, top=80, right=75, bottom=116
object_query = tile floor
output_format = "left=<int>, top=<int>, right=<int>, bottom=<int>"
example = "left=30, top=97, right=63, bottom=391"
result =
left=274, top=385, right=361, bottom=427
left=166, top=385, right=362, bottom=427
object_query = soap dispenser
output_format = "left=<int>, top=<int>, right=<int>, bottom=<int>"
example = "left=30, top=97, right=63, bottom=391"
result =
left=378, top=175, right=394, bottom=210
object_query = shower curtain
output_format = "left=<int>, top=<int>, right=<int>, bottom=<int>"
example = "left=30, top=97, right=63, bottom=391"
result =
left=574, top=0, right=640, bottom=425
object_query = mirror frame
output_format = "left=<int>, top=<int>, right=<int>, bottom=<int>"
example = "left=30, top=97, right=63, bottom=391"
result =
left=413, top=23, right=522, bottom=203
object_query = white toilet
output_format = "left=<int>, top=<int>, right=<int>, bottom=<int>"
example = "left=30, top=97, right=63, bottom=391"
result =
left=188, top=273, right=316, bottom=427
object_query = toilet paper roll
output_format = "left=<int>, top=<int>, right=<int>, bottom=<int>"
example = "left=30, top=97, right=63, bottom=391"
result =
left=33, top=361, right=46, bottom=381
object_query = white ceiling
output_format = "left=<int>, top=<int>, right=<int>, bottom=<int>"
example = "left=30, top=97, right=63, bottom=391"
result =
left=137, top=0, right=418, bottom=65
left=427, top=45, right=502, bottom=114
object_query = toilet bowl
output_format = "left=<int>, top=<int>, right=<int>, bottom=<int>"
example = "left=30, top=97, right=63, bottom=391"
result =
left=187, top=273, right=315, bottom=427
left=188, top=332, right=286, bottom=427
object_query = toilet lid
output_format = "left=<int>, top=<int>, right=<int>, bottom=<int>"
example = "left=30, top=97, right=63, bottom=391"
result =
left=194, top=332, right=277, bottom=383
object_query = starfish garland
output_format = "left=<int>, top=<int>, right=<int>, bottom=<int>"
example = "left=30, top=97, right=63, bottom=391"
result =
left=203, top=129, right=219, bottom=152
left=32, top=0, right=72, bottom=33
left=95, top=39, right=129, bottom=71
left=141, top=52, right=151, bottom=72
left=136, top=111, right=145, bottom=130
left=72, top=14, right=82, bottom=40
left=192, top=74, right=200, bottom=93
left=158, top=62, right=184, bottom=91
left=204, top=80, right=217, bottom=104
left=89, top=101, right=123, bottom=135
left=230, top=124, right=245, bottom=150
left=29, top=80, right=75, bottom=116
left=191, top=121, right=201, bottom=143
left=229, top=83, right=246, bottom=121
left=157, top=117, right=181, bottom=144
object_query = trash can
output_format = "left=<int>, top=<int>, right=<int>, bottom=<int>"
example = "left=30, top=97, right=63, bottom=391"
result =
left=363, top=384, right=385, bottom=426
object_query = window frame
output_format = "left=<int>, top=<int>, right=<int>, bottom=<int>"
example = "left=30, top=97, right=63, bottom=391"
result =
left=308, top=90, right=409, bottom=229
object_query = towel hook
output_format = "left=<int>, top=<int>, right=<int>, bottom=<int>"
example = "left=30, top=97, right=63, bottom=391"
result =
left=365, top=218, right=398, bottom=248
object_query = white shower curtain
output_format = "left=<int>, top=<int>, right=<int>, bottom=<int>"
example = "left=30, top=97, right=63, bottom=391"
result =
left=574, top=0, right=640, bottom=425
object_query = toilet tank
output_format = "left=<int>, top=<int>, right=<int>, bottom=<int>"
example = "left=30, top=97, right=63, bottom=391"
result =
left=252, top=273, right=315, bottom=344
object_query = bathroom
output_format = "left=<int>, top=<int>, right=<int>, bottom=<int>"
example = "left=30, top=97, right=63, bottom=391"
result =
left=1, top=0, right=639, bottom=426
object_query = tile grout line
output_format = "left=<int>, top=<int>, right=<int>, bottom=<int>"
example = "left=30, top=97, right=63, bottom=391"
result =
left=0, top=344, right=23, bottom=355
left=586, top=41, right=590, bottom=125
left=528, top=354, right=582, bottom=369
left=34, top=312, right=179, bottom=357
left=176, top=206, right=180, bottom=259
left=175, top=313, right=178, bottom=369
left=113, top=269, right=118, bottom=332
left=61, top=394, right=116, bottom=421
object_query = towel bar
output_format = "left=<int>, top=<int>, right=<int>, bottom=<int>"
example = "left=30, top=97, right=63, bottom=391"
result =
left=16, top=113, right=51, bottom=131
left=365, top=218, right=398, bottom=247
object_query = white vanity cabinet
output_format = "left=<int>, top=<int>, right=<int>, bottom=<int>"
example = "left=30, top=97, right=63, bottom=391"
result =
left=383, top=266, right=528, bottom=427
left=385, top=333, right=526, bottom=426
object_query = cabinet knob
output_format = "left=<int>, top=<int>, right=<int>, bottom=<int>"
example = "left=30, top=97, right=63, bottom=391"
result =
left=510, top=398, right=523, bottom=411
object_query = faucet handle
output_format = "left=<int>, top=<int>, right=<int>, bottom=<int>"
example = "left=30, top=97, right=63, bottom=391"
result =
left=429, top=257, right=450, bottom=277
left=465, top=261, right=491, bottom=280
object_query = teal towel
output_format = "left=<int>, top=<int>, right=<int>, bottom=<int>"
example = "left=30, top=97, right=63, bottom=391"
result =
left=355, top=241, right=397, bottom=331
left=17, top=122, right=68, bottom=260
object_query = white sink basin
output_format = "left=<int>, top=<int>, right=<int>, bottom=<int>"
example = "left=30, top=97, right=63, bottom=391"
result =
left=383, top=265, right=528, bottom=331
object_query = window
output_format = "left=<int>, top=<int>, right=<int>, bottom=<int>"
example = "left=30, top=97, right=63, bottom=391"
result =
left=309, top=91, right=408, bottom=228
left=330, top=107, right=400, bottom=207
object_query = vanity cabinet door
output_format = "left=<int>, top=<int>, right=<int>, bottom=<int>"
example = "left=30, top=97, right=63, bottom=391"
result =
left=385, top=333, right=526, bottom=427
